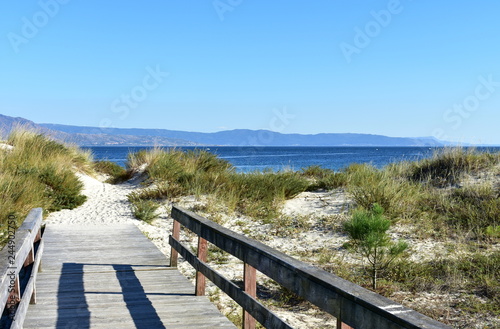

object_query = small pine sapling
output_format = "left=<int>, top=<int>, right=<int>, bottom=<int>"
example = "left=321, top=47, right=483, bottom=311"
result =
left=343, top=203, right=408, bottom=289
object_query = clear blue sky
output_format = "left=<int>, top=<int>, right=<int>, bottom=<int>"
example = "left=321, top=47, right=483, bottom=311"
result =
left=1, top=1, right=499, bottom=144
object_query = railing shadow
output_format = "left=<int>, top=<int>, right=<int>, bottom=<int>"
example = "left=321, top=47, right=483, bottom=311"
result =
left=56, top=263, right=90, bottom=329
left=55, top=263, right=180, bottom=329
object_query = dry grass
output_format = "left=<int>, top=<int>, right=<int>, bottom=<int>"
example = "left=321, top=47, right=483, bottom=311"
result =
left=0, top=129, right=92, bottom=242
left=126, top=148, right=309, bottom=219
left=126, top=146, right=500, bottom=327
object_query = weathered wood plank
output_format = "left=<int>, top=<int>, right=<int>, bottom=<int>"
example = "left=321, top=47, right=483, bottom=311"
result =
left=0, top=208, right=43, bottom=322
left=10, top=239, right=44, bottom=329
left=243, top=263, right=257, bottom=329
left=23, top=223, right=237, bottom=329
left=170, top=219, right=180, bottom=267
left=196, top=237, right=208, bottom=296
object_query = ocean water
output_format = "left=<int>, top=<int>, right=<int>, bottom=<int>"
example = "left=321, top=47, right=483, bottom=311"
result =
left=83, top=146, right=482, bottom=172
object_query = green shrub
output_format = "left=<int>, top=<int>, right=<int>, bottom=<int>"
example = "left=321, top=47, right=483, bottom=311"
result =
left=0, top=129, right=90, bottom=237
left=388, top=252, right=500, bottom=315
left=344, top=163, right=421, bottom=219
left=301, top=165, right=347, bottom=191
left=93, top=160, right=131, bottom=183
left=446, top=184, right=500, bottom=233
left=485, top=225, right=500, bottom=239
left=419, top=183, right=500, bottom=238
left=38, top=165, right=86, bottom=211
left=343, top=204, right=408, bottom=289
left=130, top=199, right=159, bottom=223
left=301, top=165, right=334, bottom=178
left=221, top=171, right=309, bottom=219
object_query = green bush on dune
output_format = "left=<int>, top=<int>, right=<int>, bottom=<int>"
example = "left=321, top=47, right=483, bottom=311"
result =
left=343, top=204, right=408, bottom=289
left=93, top=160, right=132, bottom=183
left=0, top=129, right=91, bottom=240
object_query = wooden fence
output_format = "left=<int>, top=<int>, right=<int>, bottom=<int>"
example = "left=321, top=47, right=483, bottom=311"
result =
left=0, top=208, right=44, bottom=329
left=169, top=205, right=451, bottom=329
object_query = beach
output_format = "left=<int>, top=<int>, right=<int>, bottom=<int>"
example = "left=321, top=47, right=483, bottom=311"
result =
left=41, top=169, right=500, bottom=329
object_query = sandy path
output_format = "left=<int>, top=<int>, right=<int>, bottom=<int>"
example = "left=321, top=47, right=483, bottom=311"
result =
left=44, top=173, right=174, bottom=259
left=44, top=173, right=137, bottom=225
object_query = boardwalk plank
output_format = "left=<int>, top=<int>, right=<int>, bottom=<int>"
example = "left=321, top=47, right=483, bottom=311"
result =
left=23, top=223, right=236, bottom=329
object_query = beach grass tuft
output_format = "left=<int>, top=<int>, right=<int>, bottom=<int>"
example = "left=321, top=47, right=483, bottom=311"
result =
left=93, top=160, right=132, bottom=183
left=0, top=128, right=92, bottom=241
left=406, top=147, right=500, bottom=187
left=127, top=148, right=310, bottom=219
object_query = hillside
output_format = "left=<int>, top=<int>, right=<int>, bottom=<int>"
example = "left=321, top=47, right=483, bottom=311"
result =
left=1, top=114, right=448, bottom=146
left=40, top=122, right=446, bottom=147
left=0, top=114, right=198, bottom=146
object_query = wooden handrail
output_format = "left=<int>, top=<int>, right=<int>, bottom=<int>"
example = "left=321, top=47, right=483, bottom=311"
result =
left=169, top=205, right=451, bottom=329
left=0, top=208, right=44, bottom=329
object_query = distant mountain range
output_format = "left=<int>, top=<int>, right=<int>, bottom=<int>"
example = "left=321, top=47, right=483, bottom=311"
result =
left=0, top=114, right=198, bottom=146
left=1, top=114, right=449, bottom=147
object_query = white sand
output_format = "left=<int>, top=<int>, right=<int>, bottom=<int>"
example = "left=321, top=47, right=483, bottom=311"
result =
left=45, top=173, right=136, bottom=225
left=281, top=190, right=352, bottom=217
left=0, top=143, right=14, bottom=151
left=44, top=173, right=174, bottom=258
left=43, top=172, right=497, bottom=328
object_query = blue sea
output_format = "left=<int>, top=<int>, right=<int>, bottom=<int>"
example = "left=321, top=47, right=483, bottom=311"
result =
left=83, top=146, right=497, bottom=173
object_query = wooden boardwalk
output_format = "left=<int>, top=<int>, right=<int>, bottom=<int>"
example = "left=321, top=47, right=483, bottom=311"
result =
left=23, top=223, right=236, bottom=329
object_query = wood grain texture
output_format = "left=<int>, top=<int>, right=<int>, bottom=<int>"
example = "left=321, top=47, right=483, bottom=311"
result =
left=23, top=223, right=236, bottom=329
left=0, top=208, right=43, bottom=312
left=195, top=237, right=207, bottom=296
left=171, top=205, right=452, bottom=329
left=170, top=236, right=292, bottom=329
left=0, top=208, right=43, bottom=329
left=170, top=220, right=180, bottom=267
left=243, top=264, right=256, bottom=329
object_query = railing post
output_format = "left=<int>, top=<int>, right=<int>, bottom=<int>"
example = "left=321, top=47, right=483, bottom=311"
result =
left=337, top=318, right=354, bottom=329
left=30, top=285, right=37, bottom=305
left=8, top=276, right=21, bottom=306
left=24, top=248, right=34, bottom=267
left=195, top=237, right=208, bottom=296
left=36, top=228, right=42, bottom=272
left=243, top=263, right=257, bottom=329
left=170, top=220, right=180, bottom=267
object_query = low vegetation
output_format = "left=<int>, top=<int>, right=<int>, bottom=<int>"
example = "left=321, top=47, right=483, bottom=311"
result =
left=93, top=160, right=131, bottom=183
left=129, top=198, right=160, bottom=223
left=132, top=147, right=499, bottom=327
left=126, top=148, right=310, bottom=220
left=342, top=204, right=408, bottom=289
left=5, top=136, right=495, bottom=326
left=0, top=129, right=91, bottom=243
left=128, top=146, right=500, bottom=243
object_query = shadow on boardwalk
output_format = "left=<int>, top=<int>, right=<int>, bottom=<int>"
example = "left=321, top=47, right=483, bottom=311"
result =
left=23, top=224, right=236, bottom=329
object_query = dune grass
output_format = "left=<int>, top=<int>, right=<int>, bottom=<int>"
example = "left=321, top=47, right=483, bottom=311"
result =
left=93, top=160, right=132, bottom=183
left=127, top=148, right=310, bottom=220
left=0, top=129, right=91, bottom=242
left=127, top=147, right=500, bottom=239
left=126, top=146, right=499, bottom=325
left=405, top=147, right=499, bottom=187
left=302, top=165, right=346, bottom=190
left=338, top=148, right=500, bottom=240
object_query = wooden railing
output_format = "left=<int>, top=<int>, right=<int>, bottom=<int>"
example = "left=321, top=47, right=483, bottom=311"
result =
left=0, top=208, right=44, bottom=329
left=169, top=205, right=451, bottom=329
